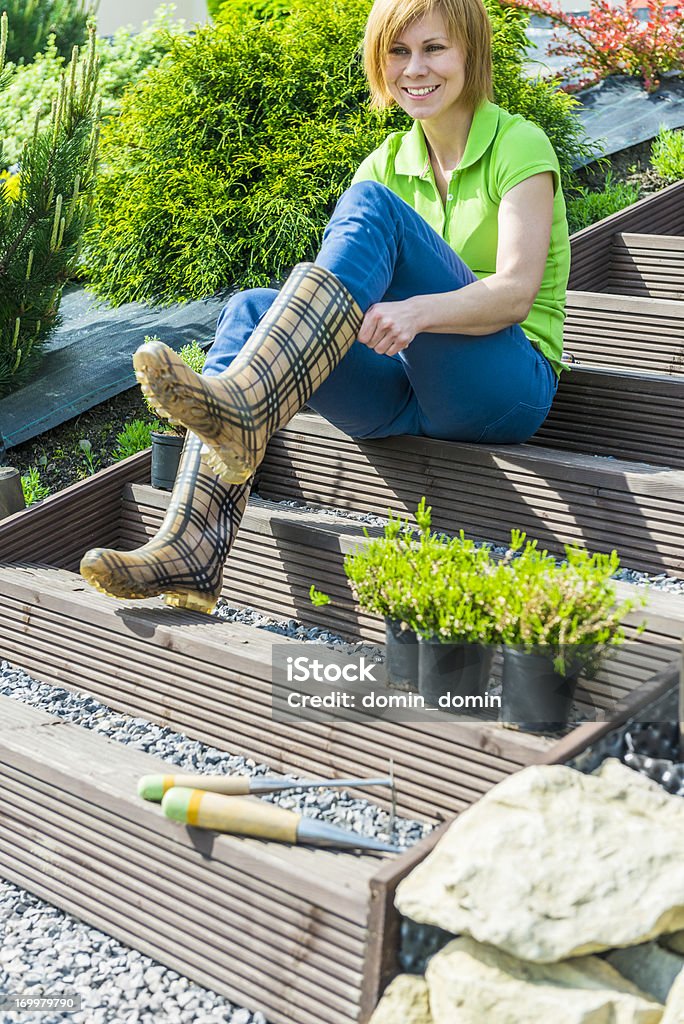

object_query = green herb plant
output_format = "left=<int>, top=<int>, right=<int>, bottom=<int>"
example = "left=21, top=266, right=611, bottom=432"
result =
left=20, top=464, right=51, bottom=504
left=77, top=437, right=100, bottom=476
left=566, top=171, right=641, bottom=234
left=650, top=126, right=684, bottom=184
left=488, top=530, right=645, bottom=675
left=113, top=418, right=158, bottom=461
left=318, top=498, right=502, bottom=644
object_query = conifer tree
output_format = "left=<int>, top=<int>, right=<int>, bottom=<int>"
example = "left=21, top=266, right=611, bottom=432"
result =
left=0, top=13, right=100, bottom=397
left=3, top=0, right=95, bottom=66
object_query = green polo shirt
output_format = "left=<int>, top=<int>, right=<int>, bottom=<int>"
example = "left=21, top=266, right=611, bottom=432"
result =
left=351, top=100, right=570, bottom=375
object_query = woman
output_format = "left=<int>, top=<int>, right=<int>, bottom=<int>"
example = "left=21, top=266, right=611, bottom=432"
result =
left=80, top=0, right=570, bottom=613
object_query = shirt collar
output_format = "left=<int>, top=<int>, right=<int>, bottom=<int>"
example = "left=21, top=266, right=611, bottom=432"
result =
left=394, top=100, right=500, bottom=178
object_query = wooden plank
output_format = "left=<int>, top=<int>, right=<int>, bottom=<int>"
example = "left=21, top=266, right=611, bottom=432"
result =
left=253, top=414, right=684, bottom=576
left=0, top=449, right=151, bottom=566
left=616, top=233, right=684, bottom=252
left=360, top=819, right=451, bottom=1021
left=534, top=365, right=684, bottom=467
left=568, top=181, right=684, bottom=291
left=0, top=697, right=375, bottom=1024
left=563, top=291, right=684, bottom=374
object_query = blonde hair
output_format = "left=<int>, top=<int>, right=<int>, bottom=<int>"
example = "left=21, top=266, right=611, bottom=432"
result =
left=363, top=0, right=493, bottom=111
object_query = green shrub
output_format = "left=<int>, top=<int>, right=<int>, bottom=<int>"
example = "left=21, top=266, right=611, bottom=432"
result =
left=3, top=0, right=94, bottom=66
left=0, top=15, right=100, bottom=396
left=208, top=0, right=291, bottom=21
left=650, top=126, right=684, bottom=183
left=566, top=172, right=641, bottom=234
left=0, top=6, right=186, bottom=170
left=83, top=0, right=591, bottom=307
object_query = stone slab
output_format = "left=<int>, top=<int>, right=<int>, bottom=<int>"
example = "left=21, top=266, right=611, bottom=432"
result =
left=426, top=937, right=663, bottom=1024
left=368, top=975, right=433, bottom=1024
left=396, top=761, right=684, bottom=962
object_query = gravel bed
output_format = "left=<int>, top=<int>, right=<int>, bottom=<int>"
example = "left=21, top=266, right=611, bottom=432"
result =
left=1, top=879, right=269, bottom=1024
left=0, top=656, right=427, bottom=847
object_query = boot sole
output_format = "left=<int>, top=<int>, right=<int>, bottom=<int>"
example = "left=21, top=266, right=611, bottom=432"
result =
left=80, top=561, right=218, bottom=615
left=133, top=352, right=255, bottom=486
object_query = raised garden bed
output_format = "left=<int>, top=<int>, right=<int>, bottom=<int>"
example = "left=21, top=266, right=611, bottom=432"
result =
left=0, top=458, right=679, bottom=1023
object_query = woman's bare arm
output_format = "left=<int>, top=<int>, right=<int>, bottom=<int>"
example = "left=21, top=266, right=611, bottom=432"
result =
left=357, top=171, right=555, bottom=356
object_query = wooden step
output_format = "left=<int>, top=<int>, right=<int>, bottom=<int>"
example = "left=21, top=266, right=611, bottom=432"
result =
left=0, top=562, right=561, bottom=826
left=0, top=696, right=384, bottom=1024
left=0, top=448, right=151, bottom=567
left=534, top=364, right=684, bottom=469
left=606, top=233, right=684, bottom=300
left=111, top=487, right=681, bottom=717
left=2, top=662, right=676, bottom=1024
left=10, top=416, right=684, bottom=579
left=256, top=413, right=684, bottom=577
left=569, top=180, right=684, bottom=291
left=563, top=291, right=684, bottom=374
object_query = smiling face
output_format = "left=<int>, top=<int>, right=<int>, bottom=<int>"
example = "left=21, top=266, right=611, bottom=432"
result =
left=384, top=11, right=469, bottom=125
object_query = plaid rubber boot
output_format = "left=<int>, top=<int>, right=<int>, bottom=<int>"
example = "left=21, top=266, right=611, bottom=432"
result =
left=132, top=263, right=363, bottom=485
left=79, top=432, right=249, bottom=614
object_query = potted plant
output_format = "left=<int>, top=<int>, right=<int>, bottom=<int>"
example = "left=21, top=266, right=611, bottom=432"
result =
left=489, top=532, right=645, bottom=733
left=339, top=501, right=430, bottom=691
left=340, top=499, right=496, bottom=704
left=143, top=336, right=206, bottom=489
left=409, top=539, right=498, bottom=710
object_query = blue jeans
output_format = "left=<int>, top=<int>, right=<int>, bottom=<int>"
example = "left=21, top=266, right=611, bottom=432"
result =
left=204, top=180, right=558, bottom=443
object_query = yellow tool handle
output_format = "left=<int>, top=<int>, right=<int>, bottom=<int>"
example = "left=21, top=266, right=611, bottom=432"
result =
left=138, top=773, right=251, bottom=801
left=162, top=788, right=300, bottom=843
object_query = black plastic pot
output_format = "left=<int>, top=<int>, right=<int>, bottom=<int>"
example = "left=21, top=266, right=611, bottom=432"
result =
left=418, top=638, right=493, bottom=712
left=151, top=431, right=184, bottom=490
left=384, top=617, right=419, bottom=690
left=501, top=646, right=581, bottom=733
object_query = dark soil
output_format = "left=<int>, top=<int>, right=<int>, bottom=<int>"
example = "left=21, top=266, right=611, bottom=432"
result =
left=576, top=137, right=669, bottom=195
left=4, top=149, right=673, bottom=503
left=8, top=388, right=160, bottom=496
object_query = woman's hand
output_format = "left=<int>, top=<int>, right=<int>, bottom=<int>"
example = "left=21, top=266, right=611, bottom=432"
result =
left=357, top=298, right=423, bottom=356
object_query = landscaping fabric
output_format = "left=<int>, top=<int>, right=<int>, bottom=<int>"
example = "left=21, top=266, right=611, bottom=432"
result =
left=0, top=285, right=229, bottom=450
left=574, top=76, right=684, bottom=163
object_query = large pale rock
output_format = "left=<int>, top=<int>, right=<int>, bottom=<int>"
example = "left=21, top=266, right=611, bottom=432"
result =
left=426, top=937, right=663, bottom=1024
left=660, top=966, right=684, bottom=1024
left=396, top=761, right=684, bottom=962
left=607, top=942, right=684, bottom=1003
left=368, top=974, right=432, bottom=1024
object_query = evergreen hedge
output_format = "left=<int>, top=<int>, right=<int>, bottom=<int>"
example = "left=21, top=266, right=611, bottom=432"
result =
left=84, top=0, right=591, bottom=306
